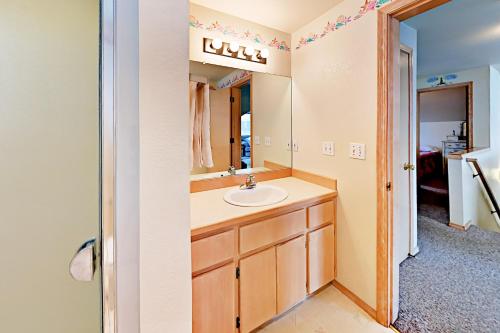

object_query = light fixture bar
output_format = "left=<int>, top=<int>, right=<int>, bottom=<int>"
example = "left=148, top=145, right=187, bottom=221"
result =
left=203, top=38, right=268, bottom=65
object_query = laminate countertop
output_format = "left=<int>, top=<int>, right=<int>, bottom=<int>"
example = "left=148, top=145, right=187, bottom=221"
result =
left=190, top=177, right=337, bottom=237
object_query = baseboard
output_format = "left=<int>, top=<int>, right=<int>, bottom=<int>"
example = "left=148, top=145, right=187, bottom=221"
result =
left=410, top=245, right=420, bottom=256
left=332, top=280, right=377, bottom=320
left=390, top=325, right=401, bottom=332
left=448, top=221, right=471, bottom=231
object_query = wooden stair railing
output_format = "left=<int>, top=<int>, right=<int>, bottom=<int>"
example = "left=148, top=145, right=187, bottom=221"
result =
left=466, top=158, right=500, bottom=227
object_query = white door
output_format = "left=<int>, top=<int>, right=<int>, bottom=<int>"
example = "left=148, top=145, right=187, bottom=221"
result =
left=0, top=1, right=102, bottom=332
left=395, top=48, right=412, bottom=265
left=392, top=46, right=418, bottom=323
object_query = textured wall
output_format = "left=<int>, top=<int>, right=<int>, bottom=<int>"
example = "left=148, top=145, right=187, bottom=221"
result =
left=139, top=0, right=192, bottom=331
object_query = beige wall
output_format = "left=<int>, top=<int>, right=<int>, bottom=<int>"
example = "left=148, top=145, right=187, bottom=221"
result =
left=139, top=0, right=192, bottom=332
left=292, top=0, right=379, bottom=308
left=189, top=3, right=291, bottom=77
left=252, top=73, right=292, bottom=168
left=0, top=1, right=100, bottom=331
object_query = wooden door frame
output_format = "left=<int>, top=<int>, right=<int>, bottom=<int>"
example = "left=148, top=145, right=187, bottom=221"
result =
left=230, top=86, right=242, bottom=169
left=376, top=0, right=450, bottom=326
left=417, top=82, right=474, bottom=151
left=231, top=77, right=253, bottom=169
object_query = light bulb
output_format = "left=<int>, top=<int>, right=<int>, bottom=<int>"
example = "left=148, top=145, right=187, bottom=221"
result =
left=259, top=48, right=269, bottom=59
left=211, top=38, right=223, bottom=50
left=244, top=46, right=255, bottom=56
left=229, top=41, right=240, bottom=53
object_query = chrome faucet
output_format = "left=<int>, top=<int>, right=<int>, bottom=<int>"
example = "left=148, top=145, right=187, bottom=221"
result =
left=240, top=174, right=257, bottom=190
left=228, top=165, right=236, bottom=176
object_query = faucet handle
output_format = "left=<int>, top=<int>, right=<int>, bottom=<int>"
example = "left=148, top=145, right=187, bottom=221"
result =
left=246, top=174, right=256, bottom=188
left=240, top=174, right=257, bottom=189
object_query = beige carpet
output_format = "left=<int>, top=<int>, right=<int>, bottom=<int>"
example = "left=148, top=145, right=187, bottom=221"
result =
left=394, top=209, right=500, bottom=332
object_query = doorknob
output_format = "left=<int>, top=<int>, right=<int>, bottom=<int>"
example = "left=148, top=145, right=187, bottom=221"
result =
left=69, top=238, right=97, bottom=282
left=403, top=162, right=415, bottom=171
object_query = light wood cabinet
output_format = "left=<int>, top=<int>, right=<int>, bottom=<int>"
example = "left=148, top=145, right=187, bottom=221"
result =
left=191, top=229, right=235, bottom=273
left=239, top=209, right=306, bottom=254
left=239, top=247, right=277, bottom=333
left=192, top=263, right=236, bottom=333
left=308, top=224, right=335, bottom=293
left=277, top=235, right=307, bottom=314
left=308, top=201, right=335, bottom=229
left=191, top=199, right=336, bottom=333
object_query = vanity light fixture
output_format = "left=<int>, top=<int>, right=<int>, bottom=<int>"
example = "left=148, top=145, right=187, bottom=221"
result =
left=211, top=38, right=223, bottom=50
left=258, top=48, right=269, bottom=59
left=244, top=46, right=255, bottom=57
left=228, top=41, right=240, bottom=53
left=203, top=37, right=267, bottom=64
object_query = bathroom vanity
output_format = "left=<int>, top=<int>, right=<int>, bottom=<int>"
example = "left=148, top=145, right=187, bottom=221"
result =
left=191, top=177, right=337, bottom=333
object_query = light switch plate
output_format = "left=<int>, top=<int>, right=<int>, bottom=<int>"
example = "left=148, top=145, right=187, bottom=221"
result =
left=286, top=140, right=291, bottom=151
left=349, top=143, right=366, bottom=160
left=322, top=141, right=335, bottom=156
left=292, top=140, right=299, bottom=152
left=254, top=135, right=260, bottom=145
left=264, top=136, right=271, bottom=146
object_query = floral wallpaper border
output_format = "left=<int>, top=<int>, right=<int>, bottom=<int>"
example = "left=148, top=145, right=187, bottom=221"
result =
left=189, top=15, right=291, bottom=52
left=295, top=0, right=392, bottom=50
left=217, top=70, right=252, bottom=89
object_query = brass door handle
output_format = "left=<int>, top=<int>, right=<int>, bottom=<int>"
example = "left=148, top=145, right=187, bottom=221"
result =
left=403, top=163, right=415, bottom=171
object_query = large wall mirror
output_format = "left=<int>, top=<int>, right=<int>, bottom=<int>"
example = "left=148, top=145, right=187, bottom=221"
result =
left=189, top=61, right=292, bottom=181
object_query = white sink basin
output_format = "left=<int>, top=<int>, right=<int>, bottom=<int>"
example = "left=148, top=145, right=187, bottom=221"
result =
left=224, top=184, right=288, bottom=207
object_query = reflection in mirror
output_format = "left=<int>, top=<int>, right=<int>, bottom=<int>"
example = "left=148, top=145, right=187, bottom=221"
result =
left=189, top=61, right=292, bottom=181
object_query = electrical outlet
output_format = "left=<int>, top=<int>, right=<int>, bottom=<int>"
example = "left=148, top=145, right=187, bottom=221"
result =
left=292, top=140, right=299, bottom=152
left=322, top=141, right=335, bottom=156
left=254, top=135, right=260, bottom=145
left=264, top=136, right=271, bottom=146
left=349, top=143, right=366, bottom=160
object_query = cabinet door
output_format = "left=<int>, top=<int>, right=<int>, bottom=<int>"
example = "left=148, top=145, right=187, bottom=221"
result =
left=240, top=247, right=277, bottom=333
left=308, top=224, right=335, bottom=294
left=277, top=236, right=307, bottom=314
left=192, top=264, right=236, bottom=333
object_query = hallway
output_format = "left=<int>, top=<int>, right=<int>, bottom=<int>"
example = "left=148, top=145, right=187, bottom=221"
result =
left=394, top=205, right=500, bottom=332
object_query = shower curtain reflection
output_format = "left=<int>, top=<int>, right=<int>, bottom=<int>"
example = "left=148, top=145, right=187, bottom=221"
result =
left=189, top=80, right=214, bottom=170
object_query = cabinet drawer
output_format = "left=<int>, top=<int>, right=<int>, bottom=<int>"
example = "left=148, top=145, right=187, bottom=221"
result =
left=308, top=201, right=335, bottom=229
left=240, top=209, right=306, bottom=254
left=192, top=230, right=235, bottom=273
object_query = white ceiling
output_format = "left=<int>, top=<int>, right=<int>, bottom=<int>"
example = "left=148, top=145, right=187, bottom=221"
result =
left=190, top=0, right=344, bottom=33
left=405, top=0, right=500, bottom=76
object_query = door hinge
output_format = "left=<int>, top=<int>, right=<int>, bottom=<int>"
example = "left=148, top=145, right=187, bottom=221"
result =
left=230, top=96, right=235, bottom=103
left=386, top=182, right=392, bottom=191
left=236, top=267, right=240, bottom=279
left=236, top=316, right=240, bottom=329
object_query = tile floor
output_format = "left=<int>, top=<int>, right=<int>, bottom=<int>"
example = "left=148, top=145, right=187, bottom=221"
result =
left=256, top=285, right=394, bottom=333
